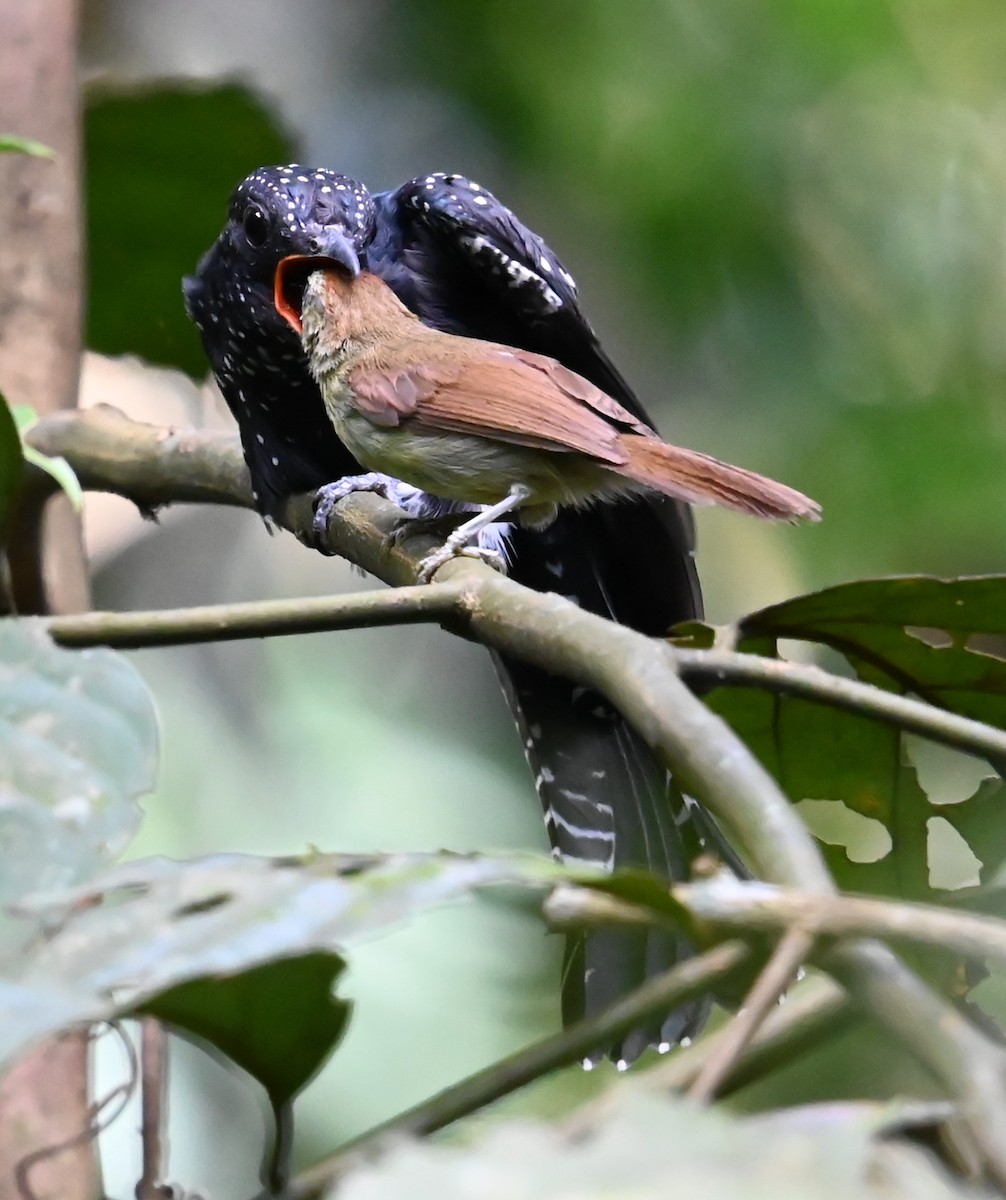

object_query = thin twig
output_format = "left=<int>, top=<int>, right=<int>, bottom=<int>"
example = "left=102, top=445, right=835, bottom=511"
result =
left=687, top=926, right=815, bottom=1104
left=281, top=942, right=750, bottom=1200
left=44, top=584, right=466, bottom=650
left=650, top=973, right=855, bottom=1095
left=135, top=1019, right=168, bottom=1200
left=675, top=647, right=1006, bottom=763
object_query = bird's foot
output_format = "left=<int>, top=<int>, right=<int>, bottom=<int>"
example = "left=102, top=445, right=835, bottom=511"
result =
left=312, top=473, right=396, bottom=544
left=417, top=540, right=507, bottom=583
left=385, top=506, right=514, bottom=568
left=413, top=486, right=530, bottom=580
left=384, top=512, right=458, bottom=550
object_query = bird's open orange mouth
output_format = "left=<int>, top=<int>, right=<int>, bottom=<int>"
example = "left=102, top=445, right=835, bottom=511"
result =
left=274, top=255, right=346, bottom=334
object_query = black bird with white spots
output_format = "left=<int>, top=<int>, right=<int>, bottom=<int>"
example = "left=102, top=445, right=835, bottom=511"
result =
left=185, top=165, right=715, bottom=1061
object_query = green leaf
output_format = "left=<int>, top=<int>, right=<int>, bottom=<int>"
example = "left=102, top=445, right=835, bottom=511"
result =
left=140, top=951, right=349, bottom=1109
left=332, top=1082, right=981, bottom=1200
left=84, top=81, right=295, bottom=376
left=690, top=577, right=1006, bottom=894
left=10, top=406, right=83, bottom=511
left=0, top=621, right=157, bottom=960
left=940, top=777, right=1006, bottom=885
left=741, top=576, right=1006, bottom=730
left=0, top=135, right=54, bottom=158
left=0, top=850, right=581, bottom=1076
left=0, top=394, right=24, bottom=547
left=708, top=684, right=932, bottom=902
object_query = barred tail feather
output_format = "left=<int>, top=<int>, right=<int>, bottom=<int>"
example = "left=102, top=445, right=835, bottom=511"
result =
left=616, top=435, right=821, bottom=523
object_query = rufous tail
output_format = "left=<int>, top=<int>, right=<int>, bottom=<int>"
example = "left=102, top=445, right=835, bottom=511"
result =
left=615, top=435, right=821, bottom=523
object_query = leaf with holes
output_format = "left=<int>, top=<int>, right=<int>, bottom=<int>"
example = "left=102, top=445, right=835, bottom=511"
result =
left=0, top=850, right=598, bottom=1088
left=707, top=684, right=933, bottom=901
left=741, top=576, right=1006, bottom=731
left=939, top=777, right=1006, bottom=885
left=675, top=593, right=1005, bottom=1000
left=674, top=589, right=1006, bottom=887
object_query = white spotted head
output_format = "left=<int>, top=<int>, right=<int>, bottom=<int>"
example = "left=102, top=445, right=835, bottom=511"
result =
left=220, top=165, right=376, bottom=285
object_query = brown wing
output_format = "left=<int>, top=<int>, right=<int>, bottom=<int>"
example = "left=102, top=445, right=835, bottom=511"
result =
left=349, top=347, right=632, bottom=465
left=508, top=349, right=654, bottom=438
left=348, top=363, right=455, bottom=427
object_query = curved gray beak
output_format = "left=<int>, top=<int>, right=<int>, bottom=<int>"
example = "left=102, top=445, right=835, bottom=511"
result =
left=308, top=226, right=361, bottom=277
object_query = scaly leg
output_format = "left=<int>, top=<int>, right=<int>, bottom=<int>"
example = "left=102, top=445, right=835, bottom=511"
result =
left=417, top=484, right=531, bottom=582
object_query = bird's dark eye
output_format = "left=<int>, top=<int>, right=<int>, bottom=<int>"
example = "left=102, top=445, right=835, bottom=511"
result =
left=242, top=205, right=269, bottom=247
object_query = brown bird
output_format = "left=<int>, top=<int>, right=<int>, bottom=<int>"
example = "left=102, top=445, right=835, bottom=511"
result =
left=275, top=256, right=820, bottom=578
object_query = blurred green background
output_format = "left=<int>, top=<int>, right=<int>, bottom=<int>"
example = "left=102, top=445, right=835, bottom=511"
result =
left=71, top=1, right=1006, bottom=1193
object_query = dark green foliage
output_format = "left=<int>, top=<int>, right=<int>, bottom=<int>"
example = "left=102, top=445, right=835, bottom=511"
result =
left=84, top=83, right=295, bottom=376
left=140, top=952, right=350, bottom=1110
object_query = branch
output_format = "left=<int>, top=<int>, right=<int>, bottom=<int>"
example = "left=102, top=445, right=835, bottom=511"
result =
left=650, top=972, right=855, bottom=1096
left=677, top=876, right=1006, bottom=970
left=687, top=926, right=814, bottom=1104
left=135, top=1019, right=167, bottom=1200
left=675, top=648, right=1006, bottom=763
left=0, top=1, right=97, bottom=1193
left=24, top=407, right=1006, bottom=1185
left=282, top=941, right=751, bottom=1200
left=45, top=584, right=465, bottom=650
left=24, top=405, right=253, bottom=510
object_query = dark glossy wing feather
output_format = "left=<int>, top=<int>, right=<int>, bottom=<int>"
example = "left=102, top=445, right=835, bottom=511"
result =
left=371, top=173, right=712, bottom=1055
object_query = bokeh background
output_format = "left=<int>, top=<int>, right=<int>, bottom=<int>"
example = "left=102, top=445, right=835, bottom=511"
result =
left=69, top=1, right=1006, bottom=1193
